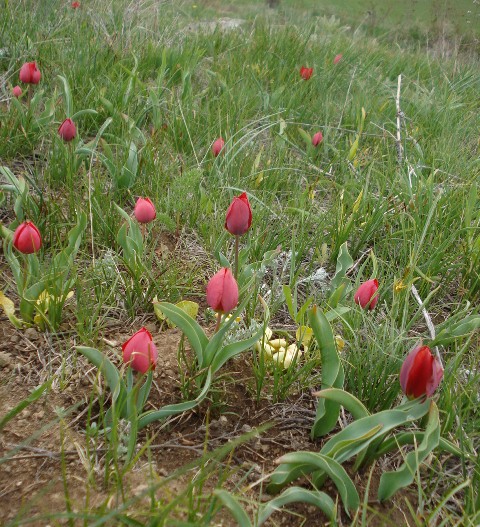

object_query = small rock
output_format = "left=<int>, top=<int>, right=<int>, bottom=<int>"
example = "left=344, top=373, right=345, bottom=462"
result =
left=158, top=468, right=168, bottom=477
left=10, top=335, right=21, bottom=344
left=241, top=424, right=252, bottom=433
left=219, top=415, right=228, bottom=424
left=24, top=328, right=39, bottom=340
left=0, top=352, right=13, bottom=368
left=165, top=369, right=174, bottom=377
left=35, top=410, right=45, bottom=420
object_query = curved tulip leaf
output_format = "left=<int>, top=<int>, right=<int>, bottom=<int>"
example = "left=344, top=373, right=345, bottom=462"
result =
left=268, top=452, right=359, bottom=514
left=374, top=432, right=462, bottom=459
left=136, top=371, right=153, bottom=414
left=309, top=305, right=344, bottom=438
left=378, top=401, right=440, bottom=501
left=320, top=400, right=431, bottom=463
left=57, top=75, right=73, bottom=117
left=329, top=242, right=353, bottom=299
left=156, top=302, right=208, bottom=366
left=70, top=109, right=98, bottom=121
left=203, top=292, right=255, bottom=368
left=138, top=368, right=212, bottom=429
left=259, top=487, right=336, bottom=525
left=313, top=388, right=370, bottom=420
left=76, top=346, right=126, bottom=409
left=210, top=325, right=264, bottom=374
left=213, top=490, right=252, bottom=527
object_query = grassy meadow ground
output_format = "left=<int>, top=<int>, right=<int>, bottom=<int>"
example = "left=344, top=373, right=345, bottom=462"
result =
left=0, top=0, right=479, bottom=525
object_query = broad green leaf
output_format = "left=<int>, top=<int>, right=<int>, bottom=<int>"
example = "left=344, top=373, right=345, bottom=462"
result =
left=269, top=452, right=359, bottom=514
left=320, top=400, right=431, bottom=463
left=374, top=432, right=462, bottom=459
left=155, top=302, right=208, bottom=366
left=309, top=305, right=344, bottom=438
left=76, top=346, right=126, bottom=409
left=329, top=242, right=353, bottom=294
left=154, top=300, right=199, bottom=328
left=259, top=487, right=335, bottom=525
left=0, top=379, right=52, bottom=431
left=136, top=371, right=153, bottom=414
left=378, top=401, right=440, bottom=501
left=57, top=75, right=73, bottom=117
left=138, top=369, right=212, bottom=429
left=314, top=388, right=370, bottom=420
left=213, top=490, right=252, bottom=527
left=210, top=325, right=265, bottom=374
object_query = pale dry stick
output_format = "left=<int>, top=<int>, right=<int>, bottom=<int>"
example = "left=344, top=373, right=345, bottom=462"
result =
left=177, top=98, right=199, bottom=167
left=395, top=74, right=403, bottom=165
left=410, top=283, right=443, bottom=368
left=338, top=65, right=358, bottom=129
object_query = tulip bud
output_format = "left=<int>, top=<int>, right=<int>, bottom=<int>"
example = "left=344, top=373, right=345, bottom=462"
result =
left=400, top=344, right=443, bottom=398
left=354, top=279, right=379, bottom=310
left=19, top=62, right=41, bottom=85
left=12, top=86, right=22, bottom=98
left=333, top=54, right=343, bottom=65
left=300, top=66, right=313, bottom=80
left=312, top=131, right=323, bottom=146
left=134, top=197, right=156, bottom=224
left=225, top=192, right=252, bottom=236
left=206, top=268, right=239, bottom=314
left=12, top=221, right=42, bottom=254
left=71, top=1, right=80, bottom=7
left=212, top=137, right=225, bottom=157
left=122, top=327, right=158, bottom=374
left=58, top=118, right=77, bottom=142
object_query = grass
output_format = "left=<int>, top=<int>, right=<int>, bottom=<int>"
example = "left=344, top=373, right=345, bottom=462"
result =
left=0, top=0, right=479, bottom=525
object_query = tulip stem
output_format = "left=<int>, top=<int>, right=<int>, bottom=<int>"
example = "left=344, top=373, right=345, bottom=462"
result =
left=214, top=312, right=222, bottom=334
left=234, top=235, right=239, bottom=280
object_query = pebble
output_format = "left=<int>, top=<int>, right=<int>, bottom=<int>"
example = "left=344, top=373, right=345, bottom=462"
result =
left=0, top=351, right=13, bottom=368
left=165, top=369, right=174, bottom=377
left=24, top=328, right=39, bottom=340
left=10, top=335, right=21, bottom=343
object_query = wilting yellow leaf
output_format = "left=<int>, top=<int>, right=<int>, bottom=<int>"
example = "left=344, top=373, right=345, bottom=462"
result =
left=335, top=335, right=345, bottom=351
left=153, top=298, right=199, bottom=328
left=0, top=291, right=24, bottom=328
left=296, top=326, right=313, bottom=348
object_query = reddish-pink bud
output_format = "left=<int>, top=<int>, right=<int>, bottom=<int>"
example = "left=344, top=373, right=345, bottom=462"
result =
left=58, top=118, right=77, bottom=142
left=300, top=66, right=313, bottom=80
left=206, top=268, right=239, bottom=314
left=134, top=197, right=156, bottom=224
left=12, top=221, right=42, bottom=254
left=19, top=62, right=41, bottom=85
left=122, top=327, right=158, bottom=374
left=333, top=54, right=343, bottom=65
left=212, top=137, right=225, bottom=157
left=225, top=192, right=252, bottom=236
left=12, top=85, right=22, bottom=98
left=312, top=131, right=323, bottom=146
left=71, top=1, right=80, bottom=7
left=354, top=279, right=379, bottom=310
left=400, top=344, right=443, bottom=398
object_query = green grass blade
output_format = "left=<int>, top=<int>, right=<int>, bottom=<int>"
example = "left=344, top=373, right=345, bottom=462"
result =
left=213, top=490, right=252, bottom=527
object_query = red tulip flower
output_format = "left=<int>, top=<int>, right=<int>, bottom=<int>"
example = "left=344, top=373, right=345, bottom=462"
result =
left=206, top=268, right=239, bottom=314
left=300, top=66, right=313, bottom=80
left=134, top=197, right=156, bottom=224
left=122, top=327, right=158, bottom=374
left=71, top=1, right=80, bottom=7
left=333, top=54, right=343, bottom=65
left=354, top=279, right=379, bottom=310
left=312, top=131, right=323, bottom=146
left=212, top=137, right=225, bottom=157
left=225, top=192, right=252, bottom=236
left=12, top=86, right=22, bottom=98
left=58, top=118, right=77, bottom=142
left=19, top=62, right=41, bottom=85
left=12, top=221, right=42, bottom=254
left=400, top=344, right=444, bottom=398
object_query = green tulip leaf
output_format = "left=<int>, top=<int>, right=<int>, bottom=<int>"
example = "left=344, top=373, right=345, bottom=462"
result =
left=213, top=490, right=252, bottom=527
left=378, top=401, right=440, bottom=501
left=313, top=388, right=370, bottom=420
